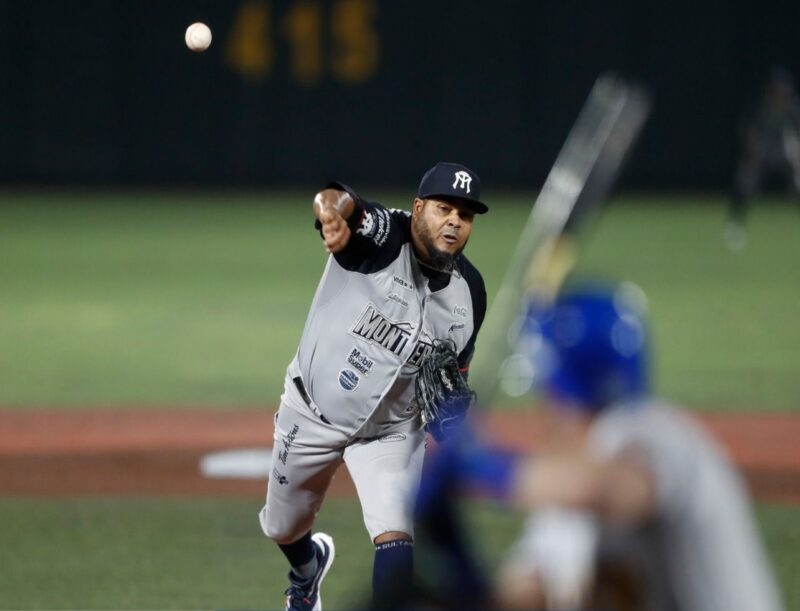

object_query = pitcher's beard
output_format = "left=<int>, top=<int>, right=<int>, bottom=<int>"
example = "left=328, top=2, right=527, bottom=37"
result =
left=414, top=214, right=465, bottom=271
left=424, top=242, right=458, bottom=271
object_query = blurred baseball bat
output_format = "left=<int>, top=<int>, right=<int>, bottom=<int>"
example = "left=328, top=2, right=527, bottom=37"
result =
left=470, top=74, right=651, bottom=406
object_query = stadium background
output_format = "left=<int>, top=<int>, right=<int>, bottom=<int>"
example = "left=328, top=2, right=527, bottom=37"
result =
left=1, top=1, right=799, bottom=609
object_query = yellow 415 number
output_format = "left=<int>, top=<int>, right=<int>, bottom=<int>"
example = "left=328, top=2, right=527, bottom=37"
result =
left=225, top=0, right=379, bottom=86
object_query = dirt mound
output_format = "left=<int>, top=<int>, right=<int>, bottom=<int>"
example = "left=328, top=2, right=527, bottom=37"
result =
left=0, top=409, right=797, bottom=503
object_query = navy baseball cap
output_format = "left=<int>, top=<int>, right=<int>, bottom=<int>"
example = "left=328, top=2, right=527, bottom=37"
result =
left=417, top=162, right=488, bottom=214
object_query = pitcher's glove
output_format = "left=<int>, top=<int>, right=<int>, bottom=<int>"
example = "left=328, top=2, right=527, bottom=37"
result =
left=415, top=339, right=475, bottom=441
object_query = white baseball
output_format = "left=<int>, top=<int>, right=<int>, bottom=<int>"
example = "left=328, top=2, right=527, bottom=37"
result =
left=185, top=22, right=212, bottom=52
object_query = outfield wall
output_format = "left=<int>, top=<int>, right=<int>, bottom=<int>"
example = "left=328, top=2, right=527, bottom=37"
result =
left=1, top=0, right=798, bottom=189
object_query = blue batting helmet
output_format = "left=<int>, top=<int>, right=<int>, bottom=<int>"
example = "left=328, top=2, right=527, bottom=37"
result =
left=522, top=281, right=650, bottom=411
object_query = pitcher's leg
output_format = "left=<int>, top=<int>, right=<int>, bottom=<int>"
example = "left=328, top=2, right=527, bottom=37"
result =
left=258, top=401, right=343, bottom=544
left=344, top=430, right=426, bottom=605
left=258, top=393, right=345, bottom=611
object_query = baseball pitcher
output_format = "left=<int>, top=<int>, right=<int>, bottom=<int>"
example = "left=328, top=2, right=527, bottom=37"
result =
left=258, top=162, right=488, bottom=610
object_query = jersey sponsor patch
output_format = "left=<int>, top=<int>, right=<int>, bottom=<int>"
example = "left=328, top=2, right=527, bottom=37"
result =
left=392, top=275, right=413, bottom=291
left=347, top=347, right=374, bottom=375
left=350, top=303, right=414, bottom=356
left=453, top=304, right=469, bottom=318
left=338, top=368, right=360, bottom=391
left=378, top=433, right=407, bottom=443
left=357, top=211, right=375, bottom=236
left=355, top=208, right=391, bottom=246
left=387, top=292, right=409, bottom=308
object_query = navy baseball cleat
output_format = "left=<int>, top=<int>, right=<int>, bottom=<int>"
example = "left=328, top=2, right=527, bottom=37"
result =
left=284, top=533, right=335, bottom=611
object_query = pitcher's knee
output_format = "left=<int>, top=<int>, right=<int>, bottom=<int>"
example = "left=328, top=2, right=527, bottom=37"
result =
left=258, top=504, right=314, bottom=544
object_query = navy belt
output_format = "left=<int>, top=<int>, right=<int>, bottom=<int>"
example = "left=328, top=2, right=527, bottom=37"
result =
left=292, top=376, right=331, bottom=424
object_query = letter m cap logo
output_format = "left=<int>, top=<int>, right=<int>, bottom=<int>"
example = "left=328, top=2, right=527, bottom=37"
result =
left=452, top=170, right=472, bottom=193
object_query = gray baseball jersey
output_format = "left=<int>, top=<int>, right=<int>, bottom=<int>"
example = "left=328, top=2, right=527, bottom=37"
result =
left=589, top=400, right=782, bottom=611
left=290, top=182, right=486, bottom=438
left=260, top=183, right=486, bottom=543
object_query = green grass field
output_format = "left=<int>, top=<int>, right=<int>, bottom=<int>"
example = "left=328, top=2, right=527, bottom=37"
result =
left=0, top=497, right=516, bottom=610
left=0, top=497, right=797, bottom=610
left=1, top=191, right=799, bottom=609
left=1, top=192, right=799, bottom=409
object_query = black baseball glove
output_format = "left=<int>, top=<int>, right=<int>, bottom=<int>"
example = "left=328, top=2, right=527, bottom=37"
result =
left=414, top=339, right=475, bottom=441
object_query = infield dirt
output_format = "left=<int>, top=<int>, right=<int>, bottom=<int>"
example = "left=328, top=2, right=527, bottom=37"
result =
left=0, top=409, right=798, bottom=503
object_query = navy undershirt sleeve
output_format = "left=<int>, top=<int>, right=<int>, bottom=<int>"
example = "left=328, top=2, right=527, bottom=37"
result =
left=314, top=181, right=409, bottom=273
left=456, top=256, right=487, bottom=373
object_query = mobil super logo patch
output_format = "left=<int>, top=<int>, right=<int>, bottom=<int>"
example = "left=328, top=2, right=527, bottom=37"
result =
left=338, top=369, right=360, bottom=391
